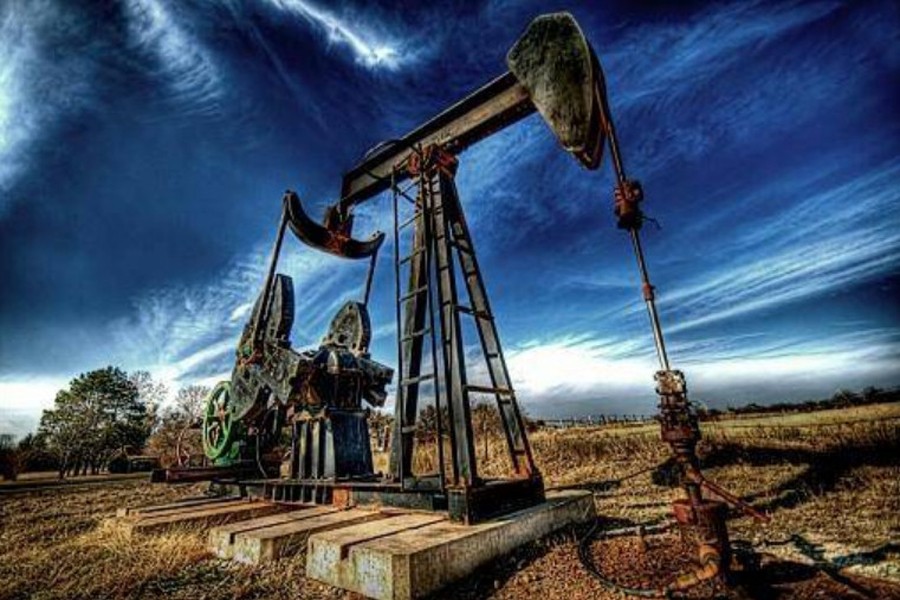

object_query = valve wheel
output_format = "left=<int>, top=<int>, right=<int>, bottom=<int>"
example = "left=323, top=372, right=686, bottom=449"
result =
left=202, top=381, right=235, bottom=461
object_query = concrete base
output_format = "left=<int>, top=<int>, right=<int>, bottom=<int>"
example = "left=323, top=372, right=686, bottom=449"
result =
left=231, top=507, right=389, bottom=565
left=306, top=490, right=594, bottom=600
left=209, top=505, right=337, bottom=558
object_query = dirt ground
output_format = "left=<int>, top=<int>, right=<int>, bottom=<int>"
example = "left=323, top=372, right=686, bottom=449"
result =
left=1, top=403, right=898, bottom=600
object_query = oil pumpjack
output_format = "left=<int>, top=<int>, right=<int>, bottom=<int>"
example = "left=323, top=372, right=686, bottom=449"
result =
left=155, top=12, right=767, bottom=593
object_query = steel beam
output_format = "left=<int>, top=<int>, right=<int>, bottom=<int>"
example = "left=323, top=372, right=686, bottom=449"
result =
left=340, top=73, right=533, bottom=208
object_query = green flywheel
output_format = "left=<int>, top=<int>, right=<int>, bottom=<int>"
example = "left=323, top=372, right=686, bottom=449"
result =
left=202, top=381, right=241, bottom=465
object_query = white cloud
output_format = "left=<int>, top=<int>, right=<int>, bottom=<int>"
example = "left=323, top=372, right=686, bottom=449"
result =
left=266, top=0, right=407, bottom=69
left=660, top=164, right=900, bottom=333
left=124, top=0, right=223, bottom=115
left=505, top=328, right=899, bottom=417
left=0, top=376, right=67, bottom=438
left=229, top=302, right=254, bottom=323
left=0, top=377, right=64, bottom=414
left=0, top=7, right=32, bottom=197
left=507, top=337, right=654, bottom=395
left=0, top=1, right=96, bottom=208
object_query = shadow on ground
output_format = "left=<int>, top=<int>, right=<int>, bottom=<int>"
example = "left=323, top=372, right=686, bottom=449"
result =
left=731, top=539, right=900, bottom=599
left=480, top=433, right=900, bottom=600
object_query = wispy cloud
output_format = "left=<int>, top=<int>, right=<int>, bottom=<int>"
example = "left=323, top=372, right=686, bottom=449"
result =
left=660, top=164, right=900, bottom=332
left=0, top=1, right=98, bottom=210
left=458, top=0, right=890, bottom=237
left=105, top=228, right=378, bottom=391
left=0, top=6, right=32, bottom=200
left=265, top=0, right=408, bottom=69
left=124, top=0, right=224, bottom=116
left=507, top=328, right=900, bottom=417
left=0, top=0, right=227, bottom=213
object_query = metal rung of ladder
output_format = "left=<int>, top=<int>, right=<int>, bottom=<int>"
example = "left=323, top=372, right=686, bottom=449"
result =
left=400, top=248, right=425, bottom=265
left=401, top=328, right=431, bottom=342
left=399, top=211, right=422, bottom=230
left=393, top=181, right=418, bottom=202
left=465, top=384, right=513, bottom=396
left=401, top=425, right=417, bottom=434
left=454, top=305, right=493, bottom=319
left=393, top=188, right=417, bottom=205
left=449, top=240, right=473, bottom=254
left=400, top=286, right=429, bottom=302
left=401, top=373, right=435, bottom=386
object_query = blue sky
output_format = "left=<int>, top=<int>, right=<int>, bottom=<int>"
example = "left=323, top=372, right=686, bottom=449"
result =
left=1, top=0, right=898, bottom=437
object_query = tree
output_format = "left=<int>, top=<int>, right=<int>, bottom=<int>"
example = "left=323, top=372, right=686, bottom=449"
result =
left=130, top=370, right=169, bottom=434
left=145, top=384, right=209, bottom=467
left=38, top=366, right=149, bottom=477
left=861, top=386, right=883, bottom=404
left=416, top=405, right=450, bottom=443
left=368, top=410, right=393, bottom=452
left=16, top=433, right=57, bottom=473
left=39, top=392, right=85, bottom=478
left=471, top=401, right=501, bottom=462
left=831, top=388, right=859, bottom=408
left=174, top=385, right=207, bottom=422
left=0, top=434, right=19, bottom=481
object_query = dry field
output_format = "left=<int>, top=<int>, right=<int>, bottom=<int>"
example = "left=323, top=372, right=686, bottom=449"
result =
left=1, top=402, right=898, bottom=600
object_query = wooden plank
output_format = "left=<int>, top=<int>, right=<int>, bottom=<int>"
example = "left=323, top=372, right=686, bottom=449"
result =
left=123, top=500, right=285, bottom=536
left=232, top=508, right=388, bottom=565
left=208, top=505, right=337, bottom=558
left=116, top=496, right=238, bottom=517
left=119, top=498, right=246, bottom=520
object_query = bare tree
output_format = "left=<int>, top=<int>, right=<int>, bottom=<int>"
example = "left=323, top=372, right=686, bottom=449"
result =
left=145, top=384, right=209, bottom=467
left=174, top=385, right=208, bottom=422
left=131, top=371, right=168, bottom=424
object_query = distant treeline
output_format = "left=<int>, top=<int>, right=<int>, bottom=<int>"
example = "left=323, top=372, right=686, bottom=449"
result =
left=695, top=386, right=898, bottom=421
left=540, top=414, right=651, bottom=429
left=525, top=385, right=900, bottom=429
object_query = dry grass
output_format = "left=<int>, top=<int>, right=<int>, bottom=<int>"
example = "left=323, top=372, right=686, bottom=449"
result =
left=2, top=403, right=898, bottom=599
